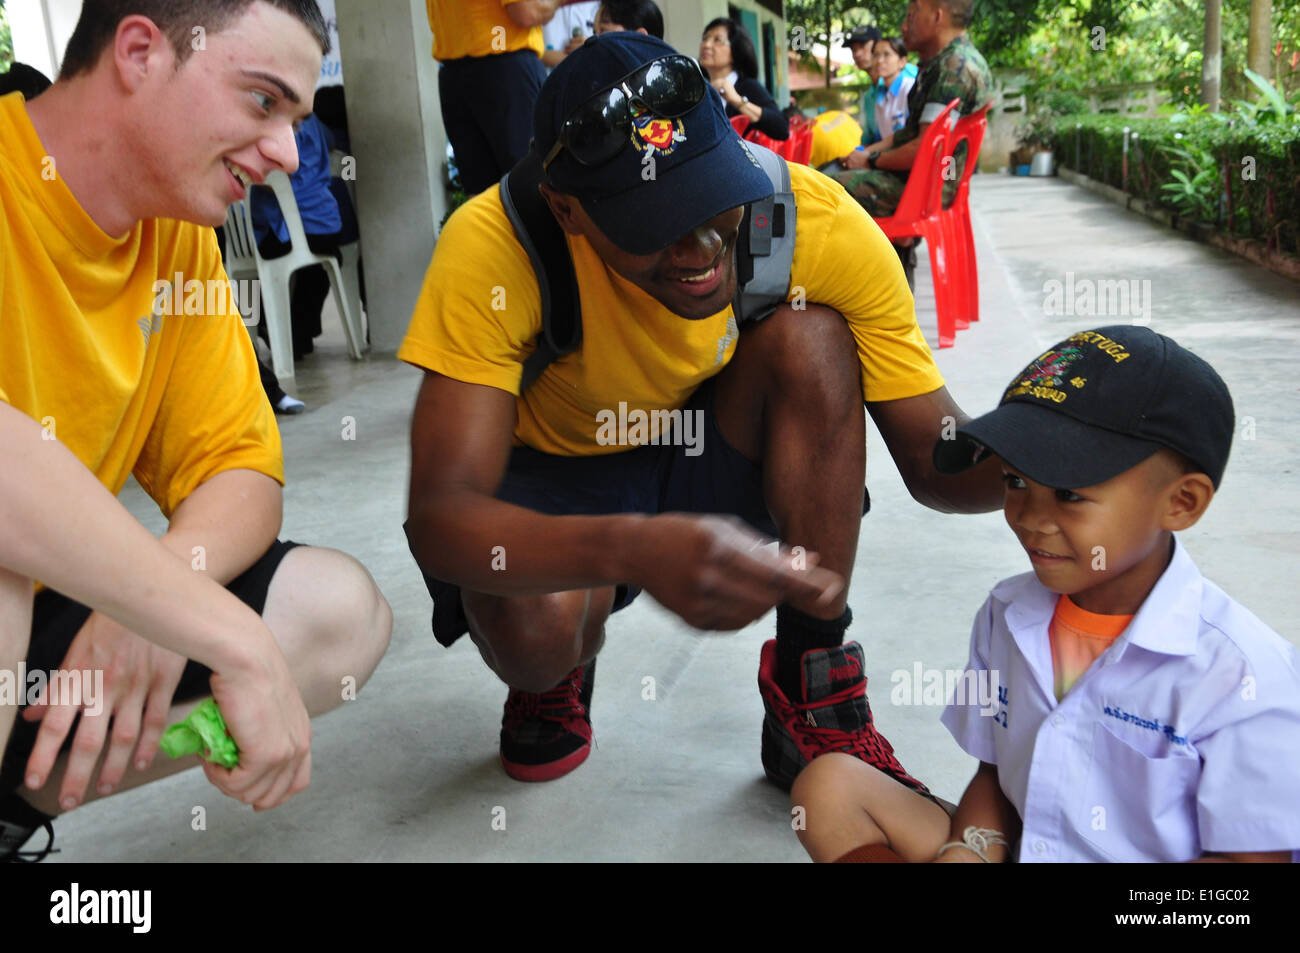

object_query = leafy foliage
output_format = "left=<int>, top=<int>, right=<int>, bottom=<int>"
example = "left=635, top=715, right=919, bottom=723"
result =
left=1047, top=109, right=1300, bottom=254
left=0, top=0, right=13, bottom=76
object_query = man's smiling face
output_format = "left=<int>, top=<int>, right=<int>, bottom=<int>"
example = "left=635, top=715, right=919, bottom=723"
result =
left=542, top=185, right=746, bottom=320
left=126, top=1, right=322, bottom=227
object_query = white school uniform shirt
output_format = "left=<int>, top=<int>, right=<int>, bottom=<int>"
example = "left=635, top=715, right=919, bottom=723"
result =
left=941, top=536, right=1300, bottom=863
left=542, top=2, right=600, bottom=55
left=874, top=70, right=915, bottom=138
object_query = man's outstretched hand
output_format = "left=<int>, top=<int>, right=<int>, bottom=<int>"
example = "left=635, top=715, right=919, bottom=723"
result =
left=633, top=513, right=843, bottom=631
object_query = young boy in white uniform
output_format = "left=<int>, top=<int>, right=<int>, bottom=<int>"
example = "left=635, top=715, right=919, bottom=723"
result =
left=790, top=325, right=1300, bottom=863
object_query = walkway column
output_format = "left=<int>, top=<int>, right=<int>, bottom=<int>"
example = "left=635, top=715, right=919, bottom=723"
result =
left=335, top=0, right=448, bottom=352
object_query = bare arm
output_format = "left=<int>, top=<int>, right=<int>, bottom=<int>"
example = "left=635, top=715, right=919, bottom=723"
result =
left=405, top=372, right=839, bottom=626
left=874, top=125, right=924, bottom=172
left=504, top=0, right=579, bottom=29
left=0, top=400, right=272, bottom=672
left=867, top=386, right=1003, bottom=513
left=933, top=761, right=1021, bottom=862
left=405, top=371, right=638, bottom=596
left=159, top=468, right=282, bottom=585
left=1191, top=851, right=1291, bottom=863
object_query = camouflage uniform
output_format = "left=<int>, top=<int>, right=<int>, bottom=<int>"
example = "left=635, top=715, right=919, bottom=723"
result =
left=831, top=33, right=992, bottom=218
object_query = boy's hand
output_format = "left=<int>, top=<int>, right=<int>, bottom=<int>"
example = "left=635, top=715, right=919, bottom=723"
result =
left=23, top=612, right=187, bottom=808
left=633, top=513, right=843, bottom=631
left=203, top=637, right=311, bottom=811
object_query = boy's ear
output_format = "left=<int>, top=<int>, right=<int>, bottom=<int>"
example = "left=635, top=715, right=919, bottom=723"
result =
left=1161, top=473, right=1215, bottom=531
left=537, top=183, right=586, bottom=237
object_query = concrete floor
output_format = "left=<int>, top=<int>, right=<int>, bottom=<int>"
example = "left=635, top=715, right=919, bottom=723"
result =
left=45, top=176, right=1300, bottom=862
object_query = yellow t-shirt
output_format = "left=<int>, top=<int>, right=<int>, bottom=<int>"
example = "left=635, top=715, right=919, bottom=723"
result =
left=808, top=110, right=864, bottom=169
left=426, top=0, right=544, bottom=61
left=399, top=161, right=945, bottom=456
left=0, top=92, right=283, bottom=524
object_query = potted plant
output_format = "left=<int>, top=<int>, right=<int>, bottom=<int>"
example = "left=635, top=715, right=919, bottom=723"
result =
left=1012, top=106, right=1056, bottom=175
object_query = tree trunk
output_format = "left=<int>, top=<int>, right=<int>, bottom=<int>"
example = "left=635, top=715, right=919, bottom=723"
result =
left=1202, top=0, right=1221, bottom=111
left=824, top=1, right=832, bottom=88
left=1246, top=0, right=1274, bottom=83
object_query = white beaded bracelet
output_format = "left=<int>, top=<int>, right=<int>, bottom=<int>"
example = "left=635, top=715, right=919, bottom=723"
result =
left=935, top=826, right=1008, bottom=863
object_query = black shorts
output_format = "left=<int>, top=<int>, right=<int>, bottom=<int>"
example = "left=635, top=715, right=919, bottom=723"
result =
left=438, top=49, right=548, bottom=194
left=406, top=379, right=870, bottom=647
left=0, top=539, right=302, bottom=795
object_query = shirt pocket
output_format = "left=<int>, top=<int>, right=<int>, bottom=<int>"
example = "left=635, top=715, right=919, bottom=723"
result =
left=1079, top=721, right=1200, bottom=862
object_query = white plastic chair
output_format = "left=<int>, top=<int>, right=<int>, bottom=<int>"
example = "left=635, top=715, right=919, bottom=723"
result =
left=221, top=170, right=365, bottom=387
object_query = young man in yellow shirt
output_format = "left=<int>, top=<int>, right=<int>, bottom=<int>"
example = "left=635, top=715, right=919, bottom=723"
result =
left=0, top=0, right=391, bottom=860
left=403, top=34, right=1002, bottom=788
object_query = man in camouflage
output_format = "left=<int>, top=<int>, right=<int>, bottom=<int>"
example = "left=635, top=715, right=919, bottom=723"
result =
left=830, top=0, right=991, bottom=220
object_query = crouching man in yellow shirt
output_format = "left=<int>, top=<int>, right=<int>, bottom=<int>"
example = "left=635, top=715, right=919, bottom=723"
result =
left=403, top=33, right=1002, bottom=790
left=0, top=0, right=392, bottom=860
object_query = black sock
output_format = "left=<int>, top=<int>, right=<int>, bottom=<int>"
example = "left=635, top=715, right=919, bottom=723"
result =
left=776, top=605, right=852, bottom=701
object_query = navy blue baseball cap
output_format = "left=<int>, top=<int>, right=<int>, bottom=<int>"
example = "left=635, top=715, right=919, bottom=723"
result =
left=933, top=326, right=1235, bottom=489
left=533, top=31, right=774, bottom=254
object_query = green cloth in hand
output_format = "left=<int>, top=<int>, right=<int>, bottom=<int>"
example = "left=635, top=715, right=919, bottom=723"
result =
left=160, top=698, right=240, bottom=768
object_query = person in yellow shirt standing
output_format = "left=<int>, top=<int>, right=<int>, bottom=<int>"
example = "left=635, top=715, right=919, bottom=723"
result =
left=403, top=34, right=1003, bottom=790
left=0, top=0, right=392, bottom=861
left=428, top=0, right=588, bottom=193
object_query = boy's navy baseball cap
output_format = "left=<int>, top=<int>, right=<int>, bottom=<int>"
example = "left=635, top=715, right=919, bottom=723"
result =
left=933, top=325, right=1235, bottom=489
left=533, top=32, right=774, bottom=254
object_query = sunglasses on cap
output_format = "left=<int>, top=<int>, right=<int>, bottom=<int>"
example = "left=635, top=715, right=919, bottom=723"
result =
left=542, top=55, right=708, bottom=171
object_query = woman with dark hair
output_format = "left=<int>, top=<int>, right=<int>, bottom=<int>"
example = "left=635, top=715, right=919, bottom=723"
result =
left=699, top=17, right=788, bottom=140
left=872, top=37, right=915, bottom=147
left=593, top=0, right=664, bottom=38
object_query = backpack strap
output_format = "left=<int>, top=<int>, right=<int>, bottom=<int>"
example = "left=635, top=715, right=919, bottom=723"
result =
left=732, top=141, right=796, bottom=326
left=499, top=151, right=583, bottom=392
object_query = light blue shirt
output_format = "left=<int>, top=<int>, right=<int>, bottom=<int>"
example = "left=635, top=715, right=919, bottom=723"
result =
left=942, top=536, right=1300, bottom=862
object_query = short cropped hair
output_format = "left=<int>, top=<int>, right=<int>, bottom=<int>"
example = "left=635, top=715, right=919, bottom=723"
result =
left=937, top=0, right=974, bottom=29
left=598, top=1, right=664, bottom=39
left=60, top=0, right=330, bottom=80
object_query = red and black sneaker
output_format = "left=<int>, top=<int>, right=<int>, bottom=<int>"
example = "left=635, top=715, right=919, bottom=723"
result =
left=499, top=659, right=596, bottom=782
left=757, top=639, right=931, bottom=796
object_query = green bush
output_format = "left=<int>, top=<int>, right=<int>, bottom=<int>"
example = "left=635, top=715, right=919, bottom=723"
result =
left=1047, top=112, right=1300, bottom=256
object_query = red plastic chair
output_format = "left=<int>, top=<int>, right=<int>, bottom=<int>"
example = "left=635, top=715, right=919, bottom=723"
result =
left=940, top=103, right=991, bottom=329
left=729, top=114, right=813, bottom=165
left=872, top=98, right=960, bottom=348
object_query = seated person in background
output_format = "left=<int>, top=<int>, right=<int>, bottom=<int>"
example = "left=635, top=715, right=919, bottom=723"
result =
left=250, top=111, right=358, bottom=360
left=699, top=17, right=788, bottom=141
left=792, top=327, right=1300, bottom=864
left=312, top=83, right=350, bottom=153
left=542, top=1, right=600, bottom=69
left=842, top=25, right=883, bottom=145
left=0, top=63, right=53, bottom=100
left=871, top=37, right=916, bottom=148
left=829, top=0, right=990, bottom=285
left=593, top=0, right=663, bottom=37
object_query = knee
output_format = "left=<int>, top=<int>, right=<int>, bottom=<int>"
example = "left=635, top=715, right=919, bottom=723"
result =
left=756, top=304, right=860, bottom=405
left=465, top=591, right=588, bottom=693
left=303, top=549, right=392, bottom=688
left=790, top=752, right=860, bottom=814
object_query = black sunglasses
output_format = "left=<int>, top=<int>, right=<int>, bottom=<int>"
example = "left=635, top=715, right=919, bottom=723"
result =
left=542, top=55, right=708, bottom=171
